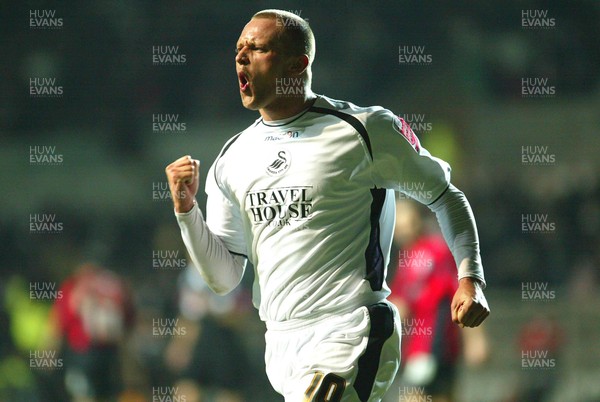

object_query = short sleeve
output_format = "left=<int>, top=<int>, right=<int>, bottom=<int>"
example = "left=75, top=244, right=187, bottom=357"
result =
left=205, top=161, right=247, bottom=256
left=367, top=109, right=451, bottom=204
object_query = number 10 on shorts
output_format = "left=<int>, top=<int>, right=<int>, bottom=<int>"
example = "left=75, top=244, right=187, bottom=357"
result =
left=304, top=372, right=347, bottom=402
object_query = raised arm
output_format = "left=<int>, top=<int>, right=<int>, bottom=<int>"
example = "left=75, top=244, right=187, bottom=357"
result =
left=166, top=156, right=246, bottom=295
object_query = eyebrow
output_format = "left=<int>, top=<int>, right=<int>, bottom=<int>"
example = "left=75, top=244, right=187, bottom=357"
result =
left=236, top=40, right=270, bottom=49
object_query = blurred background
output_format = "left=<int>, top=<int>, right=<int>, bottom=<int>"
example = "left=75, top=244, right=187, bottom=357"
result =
left=1, top=1, right=599, bottom=401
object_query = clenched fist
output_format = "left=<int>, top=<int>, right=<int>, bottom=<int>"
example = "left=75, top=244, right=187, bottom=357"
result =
left=165, top=155, right=200, bottom=213
left=451, top=277, right=490, bottom=328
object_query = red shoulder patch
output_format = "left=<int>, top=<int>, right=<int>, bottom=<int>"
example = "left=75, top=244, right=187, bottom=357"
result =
left=393, top=116, right=421, bottom=152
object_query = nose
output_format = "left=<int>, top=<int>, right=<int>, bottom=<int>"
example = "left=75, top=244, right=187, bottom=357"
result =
left=236, top=46, right=249, bottom=65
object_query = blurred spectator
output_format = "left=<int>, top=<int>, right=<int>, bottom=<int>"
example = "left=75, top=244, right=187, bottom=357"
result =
left=388, top=199, right=489, bottom=402
left=0, top=276, right=53, bottom=401
left=162, top=265, right=250, bottom=402
left=51, top=263, right=135, bottom=402
left=509, top=316, right=564, bottom=402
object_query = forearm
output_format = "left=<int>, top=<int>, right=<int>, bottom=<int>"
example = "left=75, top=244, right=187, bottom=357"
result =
left=175, top=202, right=246, bottom=294
left=428, top=184, right=486, bottom=287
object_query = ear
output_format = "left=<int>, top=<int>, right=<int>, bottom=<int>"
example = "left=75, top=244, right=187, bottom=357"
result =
left=288, top=54, right=310, bottom=75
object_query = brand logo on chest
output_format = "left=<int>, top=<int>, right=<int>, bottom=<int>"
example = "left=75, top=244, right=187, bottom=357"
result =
left=264, top=130, right=301, bottom=142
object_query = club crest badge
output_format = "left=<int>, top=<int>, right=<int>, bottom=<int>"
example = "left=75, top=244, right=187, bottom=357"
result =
left=266, top=149, right=291, bottom=176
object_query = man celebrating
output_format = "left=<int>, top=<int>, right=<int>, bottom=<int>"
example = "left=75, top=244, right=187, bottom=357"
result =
left=166, top=9, right=489, bottom=402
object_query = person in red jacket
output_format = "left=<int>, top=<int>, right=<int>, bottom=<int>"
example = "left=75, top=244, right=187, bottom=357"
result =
left=52, top=263, right=135, bottom=402
left=389, top=199, right=461, bottom=402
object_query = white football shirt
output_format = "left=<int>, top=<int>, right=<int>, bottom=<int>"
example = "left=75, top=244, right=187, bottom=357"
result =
left=205, top=95, right=451, bottom=323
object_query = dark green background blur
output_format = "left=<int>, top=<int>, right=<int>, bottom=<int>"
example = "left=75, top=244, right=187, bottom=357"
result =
left=2, top=1, right=599, bottom=401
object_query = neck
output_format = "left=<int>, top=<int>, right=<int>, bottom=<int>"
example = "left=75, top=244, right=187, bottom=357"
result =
left=260, top=90, right=317, bottom=121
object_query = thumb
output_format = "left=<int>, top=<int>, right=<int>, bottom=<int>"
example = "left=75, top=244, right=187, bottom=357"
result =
left=452, top=299, right=465, bottom=327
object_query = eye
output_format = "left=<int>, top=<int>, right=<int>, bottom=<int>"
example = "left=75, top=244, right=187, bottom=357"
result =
left=250, top=44, right=267, bottom=52
left=235, top=44, right=268, bottom=54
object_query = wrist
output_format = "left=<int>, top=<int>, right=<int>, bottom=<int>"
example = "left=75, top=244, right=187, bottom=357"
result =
left=459, top=277, right=482, bottom=288
left=175, top=198, right=196, bottom=214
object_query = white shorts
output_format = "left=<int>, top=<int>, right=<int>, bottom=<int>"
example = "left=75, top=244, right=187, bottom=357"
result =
left=264, top=301, right=401, bottom=402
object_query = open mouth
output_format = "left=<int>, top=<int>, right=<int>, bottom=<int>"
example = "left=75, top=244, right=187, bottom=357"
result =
left=238, top=71, right=250, bottom=92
